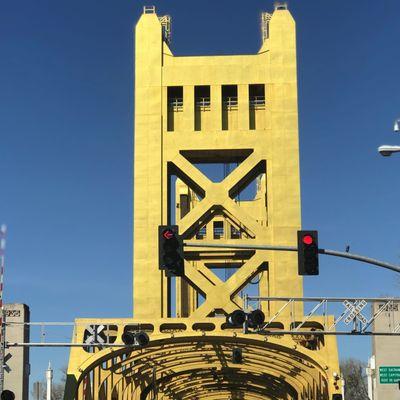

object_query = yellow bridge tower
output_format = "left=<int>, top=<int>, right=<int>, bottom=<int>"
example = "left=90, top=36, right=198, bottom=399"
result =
left=65, top=4, right=341, bottom=399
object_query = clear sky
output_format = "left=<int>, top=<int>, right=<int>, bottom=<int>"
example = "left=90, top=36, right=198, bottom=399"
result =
left=1, top=0, right=400, bottom=392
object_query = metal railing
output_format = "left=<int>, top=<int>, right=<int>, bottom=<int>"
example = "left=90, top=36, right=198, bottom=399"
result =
left=168, top=98, right=183, bottom=112
left=223, top=97, right=238, bottom=110
left=195, top=97, right=211, bottom=111
left=249, top=96, right=266, bottom=109
left=143, top=6, right=156, bottom=14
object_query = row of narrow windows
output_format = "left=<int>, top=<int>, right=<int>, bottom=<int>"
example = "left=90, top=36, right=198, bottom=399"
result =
left=167, top=84, right=266, bottom=131
left=195, top=221, right=242, bottom=240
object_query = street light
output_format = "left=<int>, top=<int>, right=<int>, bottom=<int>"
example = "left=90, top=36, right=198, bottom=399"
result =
left=378, top=145, right=400, bottom=157
left=394, top=118, right=400, bottom=132
left=378, top=118, right=400, bottom=156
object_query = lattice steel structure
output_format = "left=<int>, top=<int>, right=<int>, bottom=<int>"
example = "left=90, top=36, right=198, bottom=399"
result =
left=65, top=5, right=341, bottom=399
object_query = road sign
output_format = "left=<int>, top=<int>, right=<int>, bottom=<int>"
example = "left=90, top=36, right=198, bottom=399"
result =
left=379, top=366, right=400, bottom=384
left=84, top=325, right=105, bottom=345
left=3, top=353, right=11, bottom=373
left=343, top=300, right=368, bottom=324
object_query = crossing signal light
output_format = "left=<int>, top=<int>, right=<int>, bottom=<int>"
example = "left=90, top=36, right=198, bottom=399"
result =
left=158, top=225, right=184, bottom=277
left=248, top=309, right=265, bottom=328
left=135, top=331, right=150, bottom=346
left=297, top=230, right=319, bottom=275
left=121, top=331, right=135, bottom=345
left=122, top=331, right=150, bottom=347
left=226, top=310, right=246, bottom=327
left=232, top=348, right=243, bottom=364
left=1, top=391, right=15, bottom=400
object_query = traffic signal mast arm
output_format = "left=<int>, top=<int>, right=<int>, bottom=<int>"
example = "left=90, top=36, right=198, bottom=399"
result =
left=183, top=242, right=400, bottom=274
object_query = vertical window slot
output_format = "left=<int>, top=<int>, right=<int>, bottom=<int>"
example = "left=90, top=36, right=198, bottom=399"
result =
left=194, top=86, right=211, bottom=131
left=249, top=84, right=265, bottom=130
left=222, top=85, right=238, bottom=131
left=167, top=86, right=183, bottom=131
left=213, top=221, right=224, bottom=239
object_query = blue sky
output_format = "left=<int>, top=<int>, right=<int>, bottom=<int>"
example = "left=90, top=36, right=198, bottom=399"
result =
left=1, top=0, right=400, bottom=390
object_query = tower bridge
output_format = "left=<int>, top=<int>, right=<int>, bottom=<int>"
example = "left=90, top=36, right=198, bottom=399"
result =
left=64, top=4, right=341, bottom=399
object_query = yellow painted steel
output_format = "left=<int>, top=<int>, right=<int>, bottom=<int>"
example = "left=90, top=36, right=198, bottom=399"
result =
left=65, top=5, right=341, bottom=399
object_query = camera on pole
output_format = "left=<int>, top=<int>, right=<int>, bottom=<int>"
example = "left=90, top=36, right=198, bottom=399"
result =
left=158, top=225, right=184, bottom=277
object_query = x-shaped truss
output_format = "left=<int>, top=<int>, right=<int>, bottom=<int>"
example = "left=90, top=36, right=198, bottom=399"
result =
left=168, top=151, right=268, bottom=317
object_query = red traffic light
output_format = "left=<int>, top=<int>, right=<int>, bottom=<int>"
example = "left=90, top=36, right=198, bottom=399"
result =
left=302, top=235, right=313, bottom=245
left=162, top=229, right=175, bottom=240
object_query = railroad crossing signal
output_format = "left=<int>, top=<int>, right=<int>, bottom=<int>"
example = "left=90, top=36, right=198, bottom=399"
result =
left=84, top=325, right=106, bottom=345
left=0, top=390, right=15, bottom=400
left=297, top=230, right=319, bottom=275
left=158, top=225, right=184, bottom=277
left=2, top=354, right=11, bottom=374
left=343, top=300, right=368, bottom=324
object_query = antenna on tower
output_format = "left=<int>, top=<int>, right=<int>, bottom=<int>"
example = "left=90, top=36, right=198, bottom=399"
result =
left=261, top=12, right=272, bottom=42
left=159, top=15, right=172, bottom=44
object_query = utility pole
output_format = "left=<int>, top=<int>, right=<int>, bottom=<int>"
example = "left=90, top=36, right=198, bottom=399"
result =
left=46, top=362, right=52, bottom=400
left=33, top=381, right=41, bottom=400
left=0, top=224, right=7, bottom=393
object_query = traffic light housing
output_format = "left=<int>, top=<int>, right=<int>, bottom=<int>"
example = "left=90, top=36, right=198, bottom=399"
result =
left=226, top=310, right=246, bottom=327
left=1, top=391, right=15, bottom=400
left=248, top=309, right=265, bottom=328
left=232, top=348, right=243, bottom=364
left=158, top=225, right=184, bottom=277
left=297, top=230, right=319, bottom=275
left=121, top=331, right=150, bottom=347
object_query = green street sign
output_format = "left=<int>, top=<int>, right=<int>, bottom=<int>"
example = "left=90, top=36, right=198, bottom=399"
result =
left=379, top=366, right=400, bottom=384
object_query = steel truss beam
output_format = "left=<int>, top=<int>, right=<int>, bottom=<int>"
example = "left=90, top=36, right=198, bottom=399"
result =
left=5, top=295, right=399, bottom=349
left=245, top=296, right=400, bottom=335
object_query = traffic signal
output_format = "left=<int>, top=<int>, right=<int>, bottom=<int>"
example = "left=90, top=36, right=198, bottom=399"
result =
left=1, top=391, right=15, bottom=400
left=158, top=225, right=184, bottom=277
left=297, top=230, right=319, bottom=275
left=121, top=331, right=135, bottom=345
left=122, top=331, right=150, bottom=347
left=248, top=309, right=265, bottom=328
left=232, top=348, right=243, bottom=364
left=226, top=310, right=246, bottom=327
left=332, top=395, right=342, bottom=400
left=135, top=331, right=150, bottom=346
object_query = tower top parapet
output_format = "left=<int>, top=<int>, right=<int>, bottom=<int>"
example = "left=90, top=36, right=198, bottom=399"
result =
left=274, top=1, right=288, bottom=10
left=141, top=5, right=172, bottom=44
left=143, top=5, right=156, bottom=14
